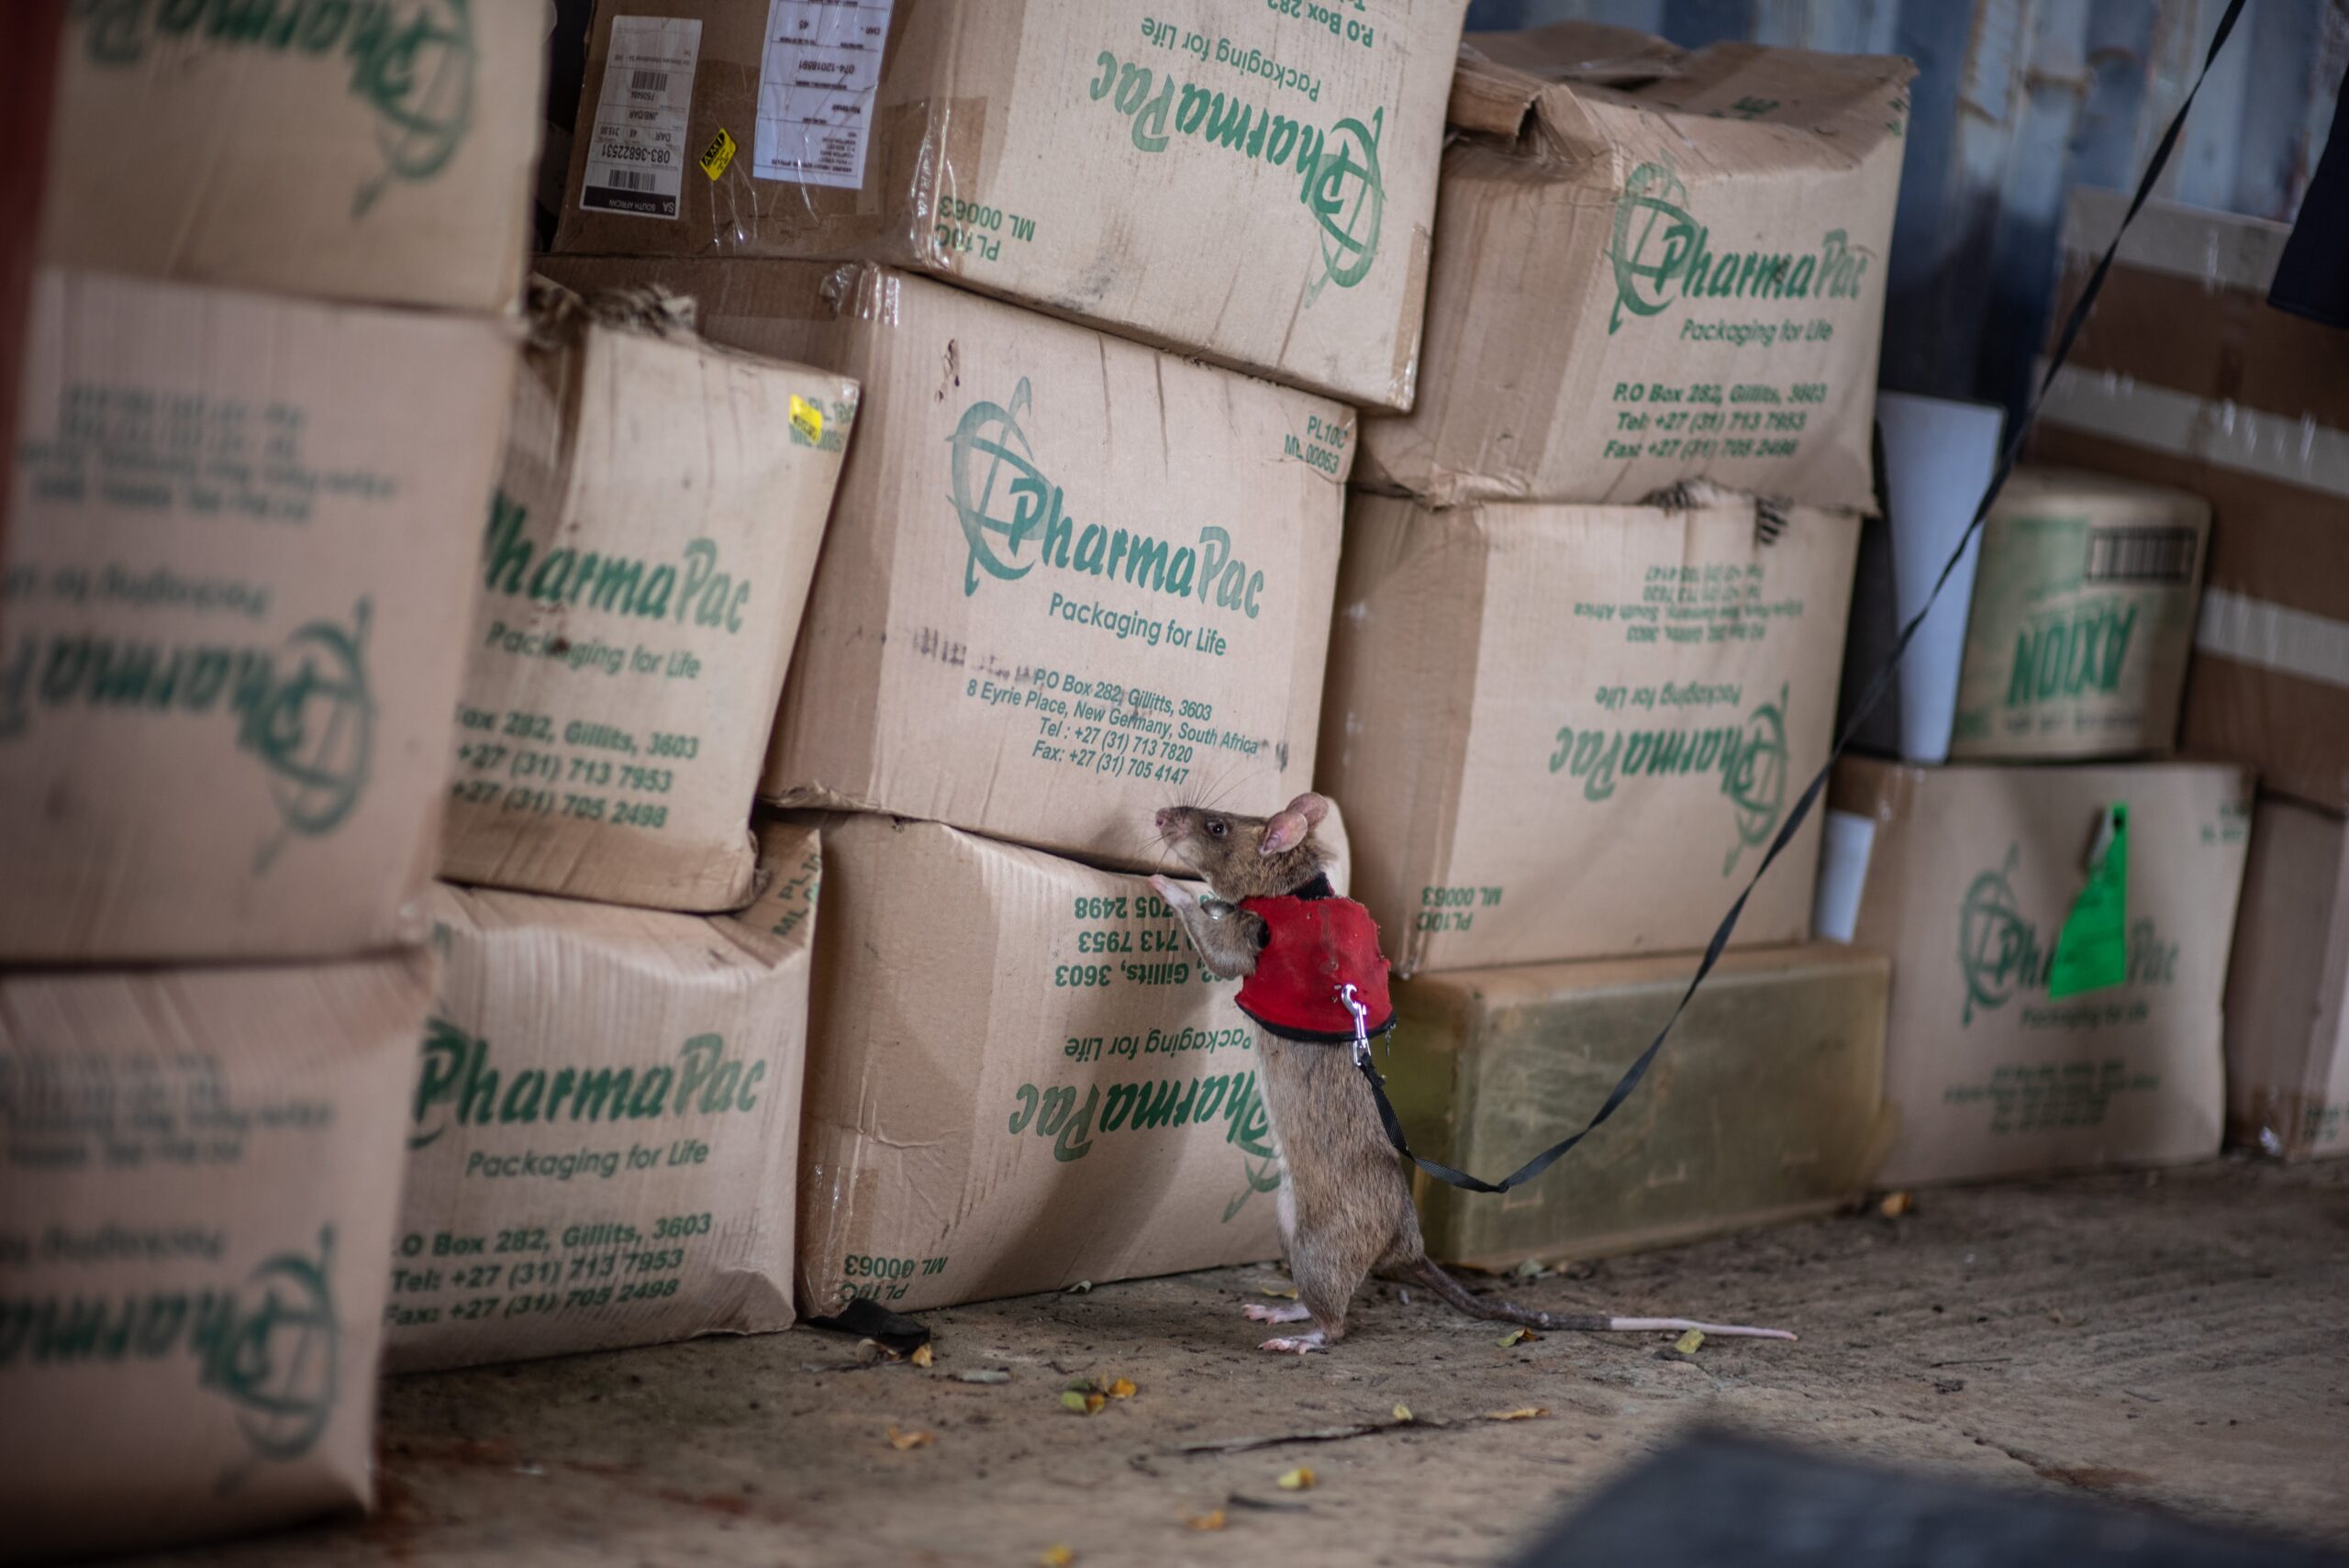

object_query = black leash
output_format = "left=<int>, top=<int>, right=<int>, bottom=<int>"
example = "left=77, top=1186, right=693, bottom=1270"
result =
left=1357, top=0, right=2249, bottom=1196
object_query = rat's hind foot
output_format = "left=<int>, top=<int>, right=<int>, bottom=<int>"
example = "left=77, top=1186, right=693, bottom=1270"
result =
left=1259, top=1331, right=1328, bottom=1355
left=1245, top=1301, right=1313, bottom=1324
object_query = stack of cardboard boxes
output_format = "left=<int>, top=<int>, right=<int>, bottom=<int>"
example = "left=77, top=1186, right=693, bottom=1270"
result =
left=538, top=0, right=1467, bottom=1314
left=0, top=11, right=546, bottom=1556
left=2030, top=190, right=2349, bottom=1164
left=390, top=278, right=851, bottom=1375
left=1817, top=190, right=2259, bottom=1189
left=1322, top=22, right=1911, bottom=1268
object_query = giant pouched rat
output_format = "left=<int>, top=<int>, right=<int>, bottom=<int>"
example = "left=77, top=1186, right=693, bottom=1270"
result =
left=1150, top=792, right=1795, bottom=1355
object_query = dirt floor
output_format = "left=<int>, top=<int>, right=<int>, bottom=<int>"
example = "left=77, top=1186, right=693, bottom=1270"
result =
left=145, top=1157, right=2349, bottom=1567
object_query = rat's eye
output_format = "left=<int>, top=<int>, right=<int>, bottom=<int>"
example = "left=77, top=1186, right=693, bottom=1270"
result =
left=1208, top=819, right=1228, bottom=837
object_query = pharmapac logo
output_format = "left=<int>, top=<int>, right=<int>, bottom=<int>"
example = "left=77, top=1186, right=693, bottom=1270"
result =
left=76, top=0, right=480, bottom=217
left=1606, top=161, right=1870, bottom=334
left=1548, top=686, right=1790, bottom=875
left=1957, top=848, right=2046, bottom=1025
left=409, top=1021, right=768, bottom=1151
left=0, top=1229, right=343, bottom=1485
left=947, top=378, right=1269, bottom=617
left=0, top=600, right=378, bottom=873
left=1085, top=50, right=1386, bottom=295
left=1956, top=845, right=2179, bottom=1026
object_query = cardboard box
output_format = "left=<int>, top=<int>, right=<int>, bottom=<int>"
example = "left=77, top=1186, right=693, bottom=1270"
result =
left=1383, top=943, right=1890, bottom=1270
left=539, top=257, right=1345, bottom=874
left=36, top=2, right=544, bottom=315
left=551, top=0, right=1464, bottom=410
left=391, top=823, right=819, bottom=1373
left=0, top=950, right=433, bottom=1562
left=2031, top=189, right=2349, bottom=807
left=796, top=808, right=1353, bottom=1314
left=1319, top=492, right=1859, bottom=975
left=2221, top=795, right=2349, bottom=1161
left=1355, top=24, right=1911, bottom=509
left=1820, top=756, right=2253, bottom=1187
left=1944, top=467, right=2210, bottom=761
left=0, top=271, right=517, bottom=963
left=439, top=282, right=856, bottom=912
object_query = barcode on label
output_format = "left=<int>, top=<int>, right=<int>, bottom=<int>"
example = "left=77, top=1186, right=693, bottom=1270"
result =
left=2084, top=526, right=2198, bottom=584
left=601, top=169, right=657, bottom=192
left=629, top=69, right=670, bottom=92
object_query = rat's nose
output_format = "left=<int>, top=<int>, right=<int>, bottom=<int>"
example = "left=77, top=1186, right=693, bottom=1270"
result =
left=1154, top=807, right=1174, bottom=830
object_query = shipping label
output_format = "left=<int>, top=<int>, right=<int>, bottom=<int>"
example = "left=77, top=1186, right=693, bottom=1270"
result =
left=582, top=16, right=705, bottom=218
left=752, top=0, right=894, bottom=190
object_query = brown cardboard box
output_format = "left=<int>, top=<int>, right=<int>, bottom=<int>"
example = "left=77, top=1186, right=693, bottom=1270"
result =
left=391, top=823, right=819, bottom=1373
left=551, top=0, right=1464, bottom=410
left=439, top=283, right=856, bottom=912
left=539, top=257, right=1345, bottom=875
left=2221, top=795, right=2349, bottom=1161
left=1319, top=492, right=1858, bottom=975
left=1354, top=25, right=1911, bottom=510
left=0, top=271, right=517, bottom=963
left=1946, top=468, right=2210, bottom=762
left=796, top=808, right=1353, bottom=1315
left=1820, top=756, right=2253, bottom=1187
left=1384, top=944, right=1890, bottom=1271
left=2030, top=189, right=2349, bottom=807
left=0, top=950, right=433, bottom=1562
left=36, top=2, right=544, bottom=315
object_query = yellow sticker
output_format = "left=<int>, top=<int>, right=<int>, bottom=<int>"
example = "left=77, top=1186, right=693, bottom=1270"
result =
left=789, top=395, right=824, bottom=444
left=698, top=127, right=738, bottom=181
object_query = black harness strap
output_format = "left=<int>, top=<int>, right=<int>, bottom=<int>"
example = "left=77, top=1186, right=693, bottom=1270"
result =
left=1353, top=0, right=2249, bottom=1195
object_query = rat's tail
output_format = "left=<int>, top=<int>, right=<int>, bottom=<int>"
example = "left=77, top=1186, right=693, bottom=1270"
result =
left=1402, top=1258, right=1797, bottom=1341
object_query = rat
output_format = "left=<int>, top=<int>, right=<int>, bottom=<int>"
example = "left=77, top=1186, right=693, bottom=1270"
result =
left=1150, top=792, right=1796, bottom=1355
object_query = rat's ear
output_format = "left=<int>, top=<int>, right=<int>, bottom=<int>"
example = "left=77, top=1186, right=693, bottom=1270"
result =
left=1283, top=792, right=1331, bottom=828
left=1259, top=810, right=1308, bottom=856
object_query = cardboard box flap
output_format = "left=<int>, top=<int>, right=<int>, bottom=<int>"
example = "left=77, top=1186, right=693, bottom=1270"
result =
left=1642, top=41, right=1912, bottom=134
left=1451, top=23, right=1684, bottom=137
left=430, top=820, right=820, bottom=977
left=1457, top=35, right=1910, bottom=171
left=528, top=272, right=701, bottom=342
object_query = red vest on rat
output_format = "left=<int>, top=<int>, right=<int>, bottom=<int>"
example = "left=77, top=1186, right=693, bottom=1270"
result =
left=1236, top=895, right=1394, bottom=1042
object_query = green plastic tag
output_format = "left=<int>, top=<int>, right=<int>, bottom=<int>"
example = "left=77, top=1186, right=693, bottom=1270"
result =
left=2049, top=803, right=2128, bottom=999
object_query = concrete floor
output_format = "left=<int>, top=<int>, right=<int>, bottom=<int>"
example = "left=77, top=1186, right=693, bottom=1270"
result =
left=146, top=1157, right=2349, bottom=1567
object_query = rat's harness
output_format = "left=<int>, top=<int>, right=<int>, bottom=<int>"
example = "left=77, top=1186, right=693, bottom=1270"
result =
left=1233, top=875, right=1465, bottom=1180
left=1234, top=873, right=1395, bottom=1047
left=1232, top=874, right=1591, bottom=1195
